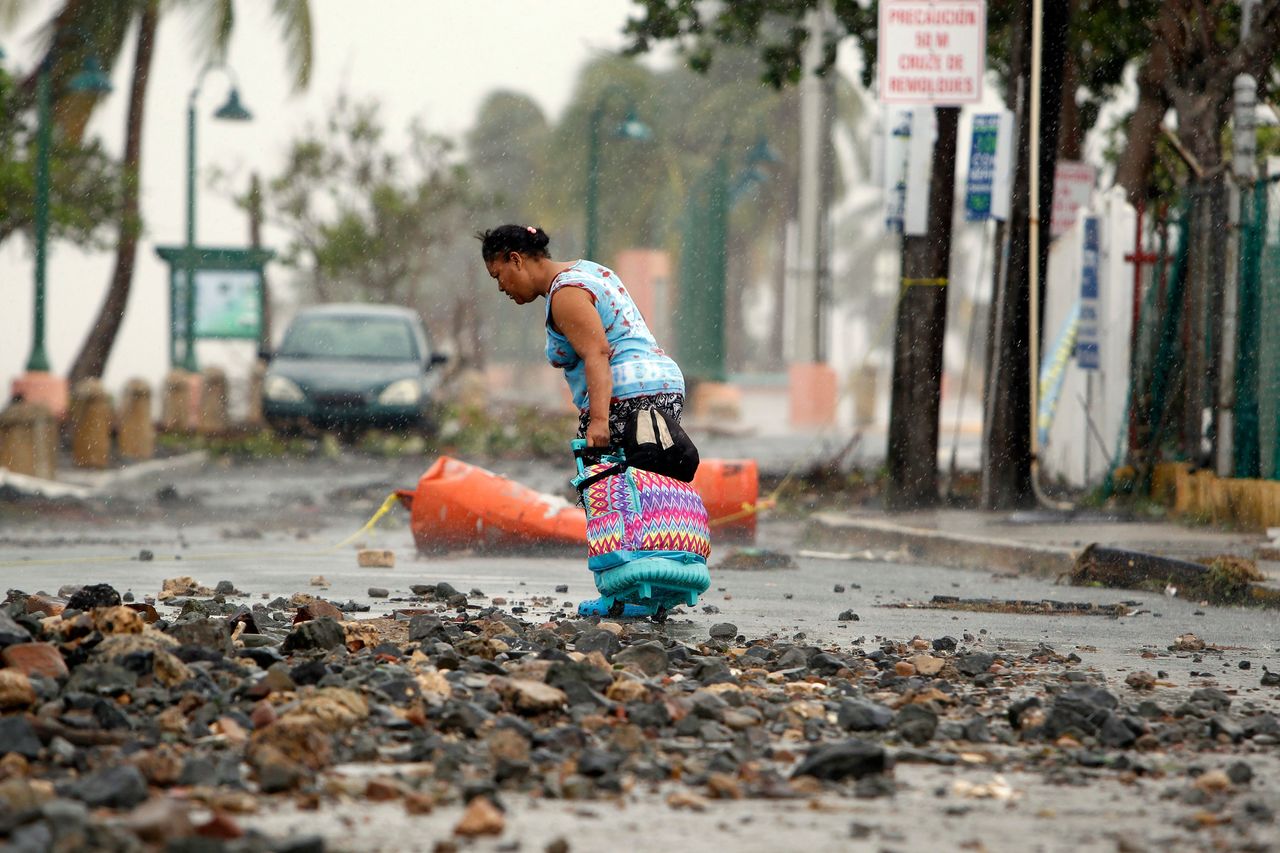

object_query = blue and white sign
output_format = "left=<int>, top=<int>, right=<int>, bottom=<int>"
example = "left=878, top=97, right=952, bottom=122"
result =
left=964, top=114, right=1000, bottom=221
left=883, top=108, right=912, bottom=232
left=1077, top=215, right=1100, bottom=370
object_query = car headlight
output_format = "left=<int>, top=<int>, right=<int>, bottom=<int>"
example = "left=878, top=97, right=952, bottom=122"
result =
left=378, top=378, right=422, bottom=405
left=263, top=374, right=305, bottom=403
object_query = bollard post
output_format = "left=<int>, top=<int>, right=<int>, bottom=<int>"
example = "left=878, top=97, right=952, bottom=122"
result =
left=690, top=381, right=742, bottom=422
left=245, top=362, right=266, bottom=427
left=117, top=379, right=155, bottom=460
left=0, top=402, right=56, bottom=479
left=161, top=370, right=192, bottom=432
left=199, top=367, right=228, bottom=434
left=70, top=379, right=112, bottom=469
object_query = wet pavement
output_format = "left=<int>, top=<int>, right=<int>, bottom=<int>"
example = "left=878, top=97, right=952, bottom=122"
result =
left=1, top=451, right=1278, bottom=852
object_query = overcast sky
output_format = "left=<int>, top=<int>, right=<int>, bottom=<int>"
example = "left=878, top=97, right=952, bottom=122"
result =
left=1, top=0, right=642, bottom=393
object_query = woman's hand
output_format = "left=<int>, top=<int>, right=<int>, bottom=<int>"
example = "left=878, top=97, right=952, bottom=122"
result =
left=585, top=418, right=611, bottom=449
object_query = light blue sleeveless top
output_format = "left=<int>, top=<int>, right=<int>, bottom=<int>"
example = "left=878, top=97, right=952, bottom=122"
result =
left=544, top=261, right=684, bottom=411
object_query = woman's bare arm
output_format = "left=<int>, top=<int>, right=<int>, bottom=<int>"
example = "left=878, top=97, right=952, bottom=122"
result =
left=552, top=287, right=613, bottom=447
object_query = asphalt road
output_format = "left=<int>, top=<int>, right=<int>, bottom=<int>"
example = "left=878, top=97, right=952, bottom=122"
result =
left=3, top=453, right=1274, bottom=694
left=2, top=452, right=1278, bottom=851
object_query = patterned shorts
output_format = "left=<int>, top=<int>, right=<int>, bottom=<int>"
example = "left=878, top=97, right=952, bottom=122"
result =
left=576, top=392, right=685, bottom=447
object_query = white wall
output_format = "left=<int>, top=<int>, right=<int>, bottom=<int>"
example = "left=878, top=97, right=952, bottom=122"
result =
left=1042, top=188, right=1136, bottom=487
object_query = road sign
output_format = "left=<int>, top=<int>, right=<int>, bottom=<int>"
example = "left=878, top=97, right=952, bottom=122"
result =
left=964, top=113, right=999, bottom=220
left=1077, top=215, right=1100, bottom=370
left=1051, top=161, right=1096, bottom=238
left=883, top=108, right=912, bottom=232
left=878, top=0, right=986, bottom=105
left=155, top=246, right=274, bottom=365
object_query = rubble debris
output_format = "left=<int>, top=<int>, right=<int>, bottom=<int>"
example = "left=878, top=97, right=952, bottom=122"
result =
left=1073, top=546, right=1280, bottom=608
left=716, top=547, right=797, bottom=571
left=357, top=548, right=396, bottom=568
left=890, top=596, right=1139, bottom=616
left=0, top=569, right=1271, bottom=852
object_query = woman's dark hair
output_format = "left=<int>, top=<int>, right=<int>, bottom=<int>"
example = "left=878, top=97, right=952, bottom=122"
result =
left=477, top=224, right=551, bottom=262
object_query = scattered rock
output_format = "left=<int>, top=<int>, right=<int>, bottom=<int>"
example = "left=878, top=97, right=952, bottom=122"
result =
left=894, top=704, right=938, bottom=745
left=1172, top=633, right=1206, bottom=652
left=368, top=587, right=390, bottom=599
left=614, top=641, right=669, bottom=677
left=357, top=549, right=395, bottom=568
left=791, top=741, right=888, bottom=781
left=957, top=652, right=996, bottom=677
left=837, top=610, right=859, bottom=622
left=0, top=611, right=32, bottom=647
left=281, top=617, right=345, bottom=653
left=838, top=699, right=894, bottom=732
left=501, top=679, right=568, bottom=714
left=0, top=716, right=41, bottom=758
left=454, top=795, right=504, bottom=837
left=709, top=623, right=738, bottom=640
left=0, top=669, right=36, bottom=710
left=2, top=642, right=68, bottom=679
left=1125, top=671, right=1156, bottom=691
left=69, top=765, right=149, bottom=809
left=66, top=583, right=121, bottom=612
left=909, top=654, right=944, bottom=676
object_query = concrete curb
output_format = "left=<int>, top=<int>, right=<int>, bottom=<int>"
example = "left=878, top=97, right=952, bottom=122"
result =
left=0, top=469, right=94, bottom=500
left=5, top=451, right=210, bottom=498
left=804, top=512, right=1079, bottom=579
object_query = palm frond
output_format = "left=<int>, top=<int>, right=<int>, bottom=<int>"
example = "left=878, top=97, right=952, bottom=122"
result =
left=271, top=0, right=312, bottom=92
left=180, top=0, right=232, bottom=66
left=0, top=0, right=34, bottom=31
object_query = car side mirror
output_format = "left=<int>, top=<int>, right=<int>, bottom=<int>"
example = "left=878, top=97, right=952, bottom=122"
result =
left=428, top=353, right=448, bottom=370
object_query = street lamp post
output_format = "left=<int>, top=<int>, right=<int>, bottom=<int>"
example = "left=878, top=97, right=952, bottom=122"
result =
left=676, top=135, right=779, bottom=384
left=179, top=65, right=252, bottom=371
left=26, top=52, right=113, bottom=375
left=584, top=88, right=651, bottom=261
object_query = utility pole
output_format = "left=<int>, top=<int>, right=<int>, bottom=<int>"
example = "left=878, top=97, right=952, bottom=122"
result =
left=248, top=172, right=272, bottom=352
left=1224, top=0, right=1259, bottom=475
left=791, top=2, right=824, bottom=365
left=981, top=0, right=1072, bottom=509
left=886, top=107, right=960, bottom=508
left=787, top=0, right=837, bottom=427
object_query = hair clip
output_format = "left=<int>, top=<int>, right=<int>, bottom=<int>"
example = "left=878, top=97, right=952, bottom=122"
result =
left=526, top=226, right=537, bottom=234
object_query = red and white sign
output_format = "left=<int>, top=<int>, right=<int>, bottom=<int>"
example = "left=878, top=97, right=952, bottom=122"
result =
left=1051, top=161, right=1096, bottom=238
left=878, top=0, right=986, bottom=105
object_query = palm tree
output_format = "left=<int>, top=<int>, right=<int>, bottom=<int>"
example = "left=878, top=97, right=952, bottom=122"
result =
left=3, top=0, right=313, bottom=383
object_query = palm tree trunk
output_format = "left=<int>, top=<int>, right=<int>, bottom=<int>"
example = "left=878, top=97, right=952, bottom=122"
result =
left=1112, top=38, right=1170, bottom=206
left=68, top=0, right=158, bottom=384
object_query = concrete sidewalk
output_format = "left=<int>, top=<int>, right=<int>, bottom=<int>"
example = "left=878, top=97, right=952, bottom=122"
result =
left=805, top=507, right=1280, bottom=585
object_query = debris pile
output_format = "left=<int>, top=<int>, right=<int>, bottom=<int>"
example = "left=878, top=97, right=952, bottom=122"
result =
left=0, top=578, right=1275, bottom=849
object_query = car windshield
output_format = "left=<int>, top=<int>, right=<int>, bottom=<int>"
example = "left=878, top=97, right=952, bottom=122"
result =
left=279, top=315, right=420, bottom=361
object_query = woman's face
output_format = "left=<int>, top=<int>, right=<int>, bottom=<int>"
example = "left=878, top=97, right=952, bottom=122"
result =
left=486, top=252, right=539, bottom=305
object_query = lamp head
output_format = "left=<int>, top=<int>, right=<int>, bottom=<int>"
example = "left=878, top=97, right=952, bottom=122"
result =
left=214, top=87, right=252, bottom=121
left=615, top=109, right=653, bottom=142
left=69, top=54, right=113, bottom=94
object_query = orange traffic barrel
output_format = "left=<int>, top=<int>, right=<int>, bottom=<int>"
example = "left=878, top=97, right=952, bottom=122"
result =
left=396, top=455, right=759, bottom=553
left=396, top=456, right=586, bottom=552
left=692, top=458, right=759, bottom=540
